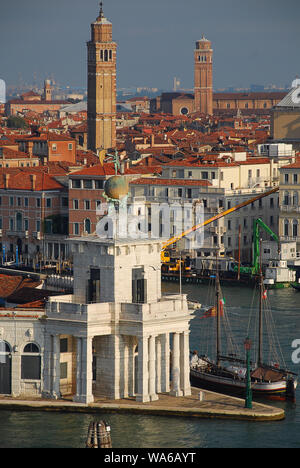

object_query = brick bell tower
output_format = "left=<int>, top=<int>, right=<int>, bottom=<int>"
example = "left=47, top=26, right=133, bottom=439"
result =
left=87, top=2, right=117, bottom=152
left=194, top=35, right=213, bottom=115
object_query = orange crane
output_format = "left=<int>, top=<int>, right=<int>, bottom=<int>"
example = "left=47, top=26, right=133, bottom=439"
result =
left=162, top=186, right=279, bottom=251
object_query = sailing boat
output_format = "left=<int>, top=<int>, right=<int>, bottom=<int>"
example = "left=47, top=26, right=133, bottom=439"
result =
left=190, top=260, right=297, bottom=401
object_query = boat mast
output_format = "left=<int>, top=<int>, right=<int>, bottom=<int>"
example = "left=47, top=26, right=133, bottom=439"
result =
left=258, top=240, right=263, bottom=367
left=216, top=253, right=221, bottom=367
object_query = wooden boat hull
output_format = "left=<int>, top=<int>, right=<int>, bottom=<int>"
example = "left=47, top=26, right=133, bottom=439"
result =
left=190, top=368, right=296, bottom=399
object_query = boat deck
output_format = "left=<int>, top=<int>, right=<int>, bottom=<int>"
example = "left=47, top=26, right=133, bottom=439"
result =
left=0, top=387, right=285, bottom=422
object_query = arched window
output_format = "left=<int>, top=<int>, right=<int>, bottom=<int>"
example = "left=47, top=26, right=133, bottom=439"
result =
left=21, top=342, right=41, bottom=380
left=84, top=218, right=91, bottom=234
left=284, top=191, right=290, bottom=206
left=104, top=49, right=108, bottom=62
left=284, top=219, right=289, bottom=237
left=293, top=219, right=298, bottom=238
left=109, top=50, right=112, bottom=60
left=293, top=192, right=299, bottom=206
left=0, top=341, right=11, bottom=353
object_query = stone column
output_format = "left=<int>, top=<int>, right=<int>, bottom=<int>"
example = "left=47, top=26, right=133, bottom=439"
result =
left=170, top=332, right=183, bottom=397
left=149, top=335, right=158, bottom=401
left=136, top=336, right=150, bottom=402
left=73, top=336, right=94, bottom=404
left=52, top=334, right=61, bottom=399
left=161, top=333, right=170, bottom=393
left=156, top=335, right=162, bottom=394
left=180, top=331, right=191, bottom=396
left=11, top=348, right=21, bottom=397
left=42, top=333, right=52, bottom=398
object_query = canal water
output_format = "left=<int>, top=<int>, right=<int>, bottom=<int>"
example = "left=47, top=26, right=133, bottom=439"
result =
left=0, top=282, right=299, bottom=448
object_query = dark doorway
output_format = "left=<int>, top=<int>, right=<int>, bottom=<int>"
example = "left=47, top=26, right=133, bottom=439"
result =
left=0, top=342, right=11, bottom=394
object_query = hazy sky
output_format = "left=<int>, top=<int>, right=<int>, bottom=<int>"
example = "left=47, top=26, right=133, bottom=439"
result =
left=1, top=0, right=299, bottom=90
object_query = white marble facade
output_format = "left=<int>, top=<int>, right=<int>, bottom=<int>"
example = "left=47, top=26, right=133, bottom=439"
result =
left=0, top=236, right=194, bottom=403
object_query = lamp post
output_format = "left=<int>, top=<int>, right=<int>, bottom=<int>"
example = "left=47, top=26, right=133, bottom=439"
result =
left=244, top=337, right=252, bottom=409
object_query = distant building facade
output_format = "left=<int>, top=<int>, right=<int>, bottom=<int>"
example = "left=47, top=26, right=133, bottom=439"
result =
left=6, top=80, right=69, bottom=116
left=151, top=91, right=286, bottom=116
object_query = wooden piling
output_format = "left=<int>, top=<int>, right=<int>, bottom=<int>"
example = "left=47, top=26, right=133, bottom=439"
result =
left=86, top=421, right=112, bottom=448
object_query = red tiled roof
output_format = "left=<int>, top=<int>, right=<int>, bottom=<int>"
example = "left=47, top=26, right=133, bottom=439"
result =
left=0, top=275, right=41, bottom=299
left=0, top=168, right=65, bottom=190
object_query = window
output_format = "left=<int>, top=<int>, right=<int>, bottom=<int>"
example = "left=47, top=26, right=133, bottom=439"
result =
left=9, top=218, right=14, bottom=230
left=294, top=174, right=298, bottom=184
left=68, top=143, right=73, bottom=150
left=85, top=200, right=90, bottom=210
left=284, top=219, right=289, bottom=237
left=88, top=268, right=100, bottom=303
left=73, top=199, right=79, bottom=210
left=24, top=197, right=29, bottom=207
left=202, top=171, right=209, bottom=180
left=83, top=179, right=93, bottom=189
left=293, top=220, right=298, bottom=238
left=24, top=218, right=29, bottom=231
left=36, top=198, right=41, bottom=208
left=72, top=179, right=81, bottom=189
left=9, top=196, right=14, bottom=206
left=46, top=198, right=51, bottom=208
left=284, top=191, right=290, bottom=206
left=36, top=220, right=41, bottom=232
left=74, top=223, right=79, bottom=235
left=285, top=174, right=289, bottom=184
left=17, top=197, right=21, bottom=206
left=52, top=144, right=57, bottom=151
left=95, top=180, right=104, bottom=189
left=132, top=272, right=146, bottom=304
left=61, top=197, right=68, bottom=207
left=60, top=338, right=68, bottom=353
left=21, top=343, right=41, bottom=380
left=60, top=362, right=68, bottom=380
left=16, top=212, right=22, bottom=231
left=84, top=218, right=91, bottom=234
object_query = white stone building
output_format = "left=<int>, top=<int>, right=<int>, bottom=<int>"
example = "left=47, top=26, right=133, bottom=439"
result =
left=0, top=235, right=193, bottom=403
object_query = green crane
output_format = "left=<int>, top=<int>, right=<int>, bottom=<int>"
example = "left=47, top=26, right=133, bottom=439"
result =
left=235, top=218, right=279, bottom=276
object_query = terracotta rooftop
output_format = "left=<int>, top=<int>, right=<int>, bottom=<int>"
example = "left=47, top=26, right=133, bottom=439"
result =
left=0, top=168, right=65, bottom=190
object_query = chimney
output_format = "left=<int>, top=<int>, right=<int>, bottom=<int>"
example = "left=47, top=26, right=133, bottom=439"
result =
left=30, top=174, right=36, bottom=191
left=4, top=173, right=10, bottom=189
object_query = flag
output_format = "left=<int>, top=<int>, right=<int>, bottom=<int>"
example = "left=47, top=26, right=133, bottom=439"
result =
left=201, top=305, right=224, bottom=319
left=219, top=298, right=225, bottom=314
left=98, top=149, right=106, bottom=166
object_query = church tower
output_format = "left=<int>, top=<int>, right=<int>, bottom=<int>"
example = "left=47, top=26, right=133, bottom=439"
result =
left=87, top=3, right=117, bottom=152
left=194, top=36, right=213, bottom=115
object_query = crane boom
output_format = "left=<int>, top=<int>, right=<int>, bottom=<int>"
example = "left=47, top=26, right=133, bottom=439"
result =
left=162, top=186, right=279, bottom=250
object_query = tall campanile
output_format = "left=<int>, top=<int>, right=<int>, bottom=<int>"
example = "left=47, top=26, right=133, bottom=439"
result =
left=194, top=35, right=213, bottom=115
left=87, top=3, right=117, bottom=152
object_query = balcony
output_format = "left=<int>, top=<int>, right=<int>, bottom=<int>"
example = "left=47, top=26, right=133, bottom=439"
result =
left=280, top=205, right=300, bottom=213
left=6, top=230, right=27, bottom=238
